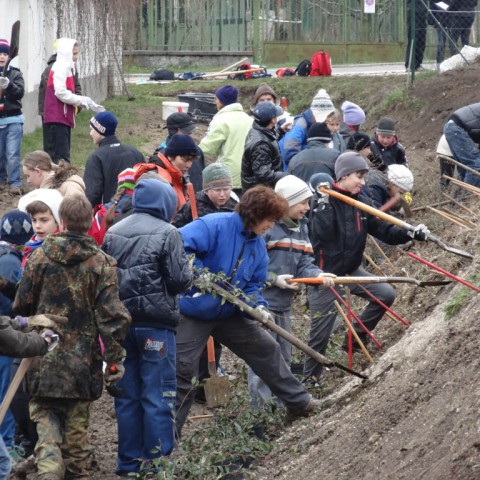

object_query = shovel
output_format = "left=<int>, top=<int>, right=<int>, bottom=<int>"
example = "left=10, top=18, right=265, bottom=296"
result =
left=318, top=186, right=474, bottom=260
left=203, top=336, right=231, bottom=407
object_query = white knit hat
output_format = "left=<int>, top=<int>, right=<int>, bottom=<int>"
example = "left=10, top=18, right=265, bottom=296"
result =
left=310, top=89, right=335, bottom=122
left=18, top=189, right=64, bottom=226
left=275, top=175, right=313, bottom=206
left=387, top=164, right=414, bottom=192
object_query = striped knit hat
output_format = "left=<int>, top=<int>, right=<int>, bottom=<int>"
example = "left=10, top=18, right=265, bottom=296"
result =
left=0, top=39, right=10, bottom=55
left=275, top=175, right=313, bottom=207
left=117, top=168, right=136, bottom=190
left=202, top=163, right=232, bottom=190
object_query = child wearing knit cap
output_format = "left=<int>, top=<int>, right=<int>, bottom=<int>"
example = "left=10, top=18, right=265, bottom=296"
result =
left=369, top=116, right=408, bottom=172
left=248, top=175, right=335, bottom=408
left=339, top=101, right=366, bottom=144
left=306, top=152, right=427, bottom=377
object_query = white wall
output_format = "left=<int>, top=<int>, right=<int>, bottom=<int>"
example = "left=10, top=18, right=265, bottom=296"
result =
left=0, top=0, right=122, bottom=134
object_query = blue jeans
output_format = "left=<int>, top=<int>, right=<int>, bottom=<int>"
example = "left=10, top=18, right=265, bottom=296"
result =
left=115, top=327, right=176, bottom=475
left=0, top=356, right=15, bottom=448
left=0, top=123, right=23, bottom=188
left=0, top=435, right=11, bottom=480
left=444, top=120, right=480, bottom=188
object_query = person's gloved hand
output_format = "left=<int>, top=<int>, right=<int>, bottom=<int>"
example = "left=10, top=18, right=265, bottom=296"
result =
left=27, top=314, right=68, bottom=331
left=408, top=223, right=430, bottom=241
left=317, top=272, right=337, bottom=287
left=104, top=362, right=125, bottom=384
left=273, top=274, right=299, bottom=290
left=403, top=192, right=413, bottom=205
left=0, top=77, right=10, bottom=90
left=79, top=96, right=105, bottom=112
left=42, top=330, right=60, bottom=352
left=255, top=306, right=274, bottom=323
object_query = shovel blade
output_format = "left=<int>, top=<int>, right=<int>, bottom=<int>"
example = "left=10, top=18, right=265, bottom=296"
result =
left=204, top=376, right=231, bottom=408
left=418, top=280, right=453, bottom=287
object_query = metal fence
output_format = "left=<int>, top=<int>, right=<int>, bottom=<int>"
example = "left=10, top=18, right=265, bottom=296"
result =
left=126, top=0, right=479, bottom=62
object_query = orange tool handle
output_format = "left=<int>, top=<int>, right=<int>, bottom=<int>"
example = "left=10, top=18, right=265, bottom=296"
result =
left=207, top=336, right=215, bottom=364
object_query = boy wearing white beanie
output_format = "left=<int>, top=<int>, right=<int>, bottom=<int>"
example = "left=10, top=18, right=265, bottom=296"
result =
left=248, top=175, right=335, bottom=408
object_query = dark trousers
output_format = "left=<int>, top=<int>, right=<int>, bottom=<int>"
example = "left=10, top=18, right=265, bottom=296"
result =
left=304, top=267, right=395, bottom=380
left=175, top=313, right=311, bottom=436
left=43, top=122, right=71, bottom=164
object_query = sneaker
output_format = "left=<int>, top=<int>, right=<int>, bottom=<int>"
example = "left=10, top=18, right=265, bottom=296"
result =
left=286, top=397, right=334, bottom=421
left=9, top=186, right=23, bottom=195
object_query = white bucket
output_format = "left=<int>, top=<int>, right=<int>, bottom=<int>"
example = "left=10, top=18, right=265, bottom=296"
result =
left=162, top=101, right=190, bottom=121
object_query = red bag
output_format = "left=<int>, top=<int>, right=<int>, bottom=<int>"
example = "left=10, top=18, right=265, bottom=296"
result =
left=276, top=67, right=296, bottom=78
left=310, top=50, right=332, bottom=77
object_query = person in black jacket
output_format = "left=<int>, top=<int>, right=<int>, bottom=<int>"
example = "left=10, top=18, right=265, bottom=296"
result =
left=369, top=117, right=408, bottom=171
left=83, top=111, right=145, bottom=207
left=443, top=102, right=480, bottom=187
left=242, top=101, right=285, bottom=192
left=0, top=38, right=25, bottom=195
left=304, top=152, right=428, bottom=380
left=287, top=122, right=338, bottom=183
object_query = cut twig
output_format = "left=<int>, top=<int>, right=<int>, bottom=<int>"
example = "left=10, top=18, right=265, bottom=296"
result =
left=411, top=195, right=473, bottom=212
left=426, top=206, right=472, bottom=229
left=368, top=236, right=398, bottom=273
left=441, top=207, right=477, bottom=228
left=363, top=253, right=386, bottom=276
left=334, top=301, right=373, bottom=363
left=218, top=57, right=249, bottom=73
left=441, top=193, right=477, bottom=217
left=438, top=154, right=480, bottom=178
left=443, top=176, right=480, bottom=195
left=188, top=414, right=215, bottom=421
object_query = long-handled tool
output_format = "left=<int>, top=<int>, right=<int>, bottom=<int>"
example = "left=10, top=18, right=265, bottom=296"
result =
left=200, top=280, right=368, bottom=380
left=318, top=186, right=474, bottom=260
left=203, top=336, right=231, bottom=407
left=0, top=357, right=33, bottom=424
left=289, top=276, right=452, bottom=287
left=0, top=21, right=20, bottom=97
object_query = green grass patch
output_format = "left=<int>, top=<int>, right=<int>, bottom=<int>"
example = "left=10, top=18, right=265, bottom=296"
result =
left=444, top=273, right=479, bottom=321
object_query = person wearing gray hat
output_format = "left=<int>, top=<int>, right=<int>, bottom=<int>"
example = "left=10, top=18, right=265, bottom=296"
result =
left=304, top=150, right=428, bottom=381
left=241, top=102, right=285, bottom=192
left=287, top=122, right=339, bottom=183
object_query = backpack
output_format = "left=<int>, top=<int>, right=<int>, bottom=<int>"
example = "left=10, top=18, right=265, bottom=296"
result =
left=295, top=59, right=312, bottom=77
left=149, top=69, right=175, bottom=81
left=276, top=67, right=296, bottom=78
left=230, top=63, right=252, bottom=80
left=310, top=51, right=332, bottom=77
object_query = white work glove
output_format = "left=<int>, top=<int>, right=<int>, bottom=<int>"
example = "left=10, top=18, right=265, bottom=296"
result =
left=255, top=306, right=274, bottom=324
left=317, top=272, right=337, bottom=287
left=273, top=274, right=299, bottom=290
left=408, top=223, right=430, bottom=242
left=0, top=77, right=10, bottom=90
left=78, top=96, right=105, bottom=112
left=42, top=329, right=60, bottom=352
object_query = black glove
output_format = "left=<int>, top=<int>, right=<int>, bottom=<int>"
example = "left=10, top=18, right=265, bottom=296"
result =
left=408, top=223, right=430, bottom=241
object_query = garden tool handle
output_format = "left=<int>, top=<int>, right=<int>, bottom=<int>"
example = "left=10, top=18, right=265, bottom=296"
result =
left=207, top=336, right=216, bottom=377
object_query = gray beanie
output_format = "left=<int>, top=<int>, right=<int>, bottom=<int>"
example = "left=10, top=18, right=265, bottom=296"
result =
left=335, top=151, right=369, bottom=179
left=202, top=163, right=233, bottom=190
left=376, top=117, right=396, bottom=136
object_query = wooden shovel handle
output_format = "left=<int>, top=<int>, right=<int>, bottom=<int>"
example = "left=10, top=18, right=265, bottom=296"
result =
left=0, top=357, right=34, bottom=424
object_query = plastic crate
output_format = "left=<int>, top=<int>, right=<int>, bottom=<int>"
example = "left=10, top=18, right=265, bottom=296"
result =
left=178, top=93, right=217, bottom=123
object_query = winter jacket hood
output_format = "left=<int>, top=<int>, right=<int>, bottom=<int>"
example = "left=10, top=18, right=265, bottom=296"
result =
left=43, top=232, right=100, bottom=266
left=55, top=38, right=76, bottom=71
left=133, top=178, right=177, bottom=221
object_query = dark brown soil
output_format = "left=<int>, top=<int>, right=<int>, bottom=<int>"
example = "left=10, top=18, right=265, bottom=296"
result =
left=7, top=61, right=480, bottom=479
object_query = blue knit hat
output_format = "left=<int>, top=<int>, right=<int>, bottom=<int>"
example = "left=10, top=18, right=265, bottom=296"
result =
left=0, top=210, right=33, bottom=245
left=164, top=134, right=199, bottom=157
left=90, top=111, right=118, bottom=137
left=215, top=84, right=238, bottom=106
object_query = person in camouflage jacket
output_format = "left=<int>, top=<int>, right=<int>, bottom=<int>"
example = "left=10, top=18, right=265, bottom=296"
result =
left=13, top=194, right=131, bottom=480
